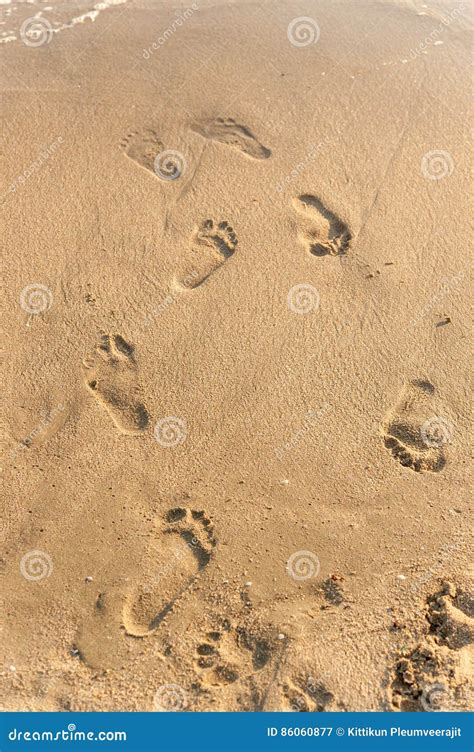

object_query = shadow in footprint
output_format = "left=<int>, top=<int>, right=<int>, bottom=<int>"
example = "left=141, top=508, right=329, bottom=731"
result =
left=83, top=334, right=149, bottom=435
left=293, top=194, right=351, bottom=257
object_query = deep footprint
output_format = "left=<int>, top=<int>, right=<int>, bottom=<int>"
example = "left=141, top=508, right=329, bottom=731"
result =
left=121, top=129, right=165, bottom=175
left=176, top=219, right=238, bottom=289
left=292, top=194, right=351, bottom=256
left=122, top=507, right=216, bottom=637
left=191, top=117, right=271, bottom=160
left=83, top=334, right=149, bottom=435
left=382, top=379, right=449, bottom=472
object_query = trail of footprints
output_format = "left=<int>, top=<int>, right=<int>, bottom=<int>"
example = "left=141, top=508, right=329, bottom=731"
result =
left=75, top=118, right=455, bottom=706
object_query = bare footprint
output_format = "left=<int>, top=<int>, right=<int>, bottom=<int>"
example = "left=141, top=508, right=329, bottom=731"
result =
left=390, top=580, right=474, bottom=711
left=82, top=334, right=149, bottom=435
left=193, top=620, right=277, bottom=695
left=292, top=195, right=351, bottom=256
left=191, top=117, right=271, bottom=160
left=120, top=129, right=165, bottom=175
left=282, top=676, right=334, bottom=712
left=176, top=219, right=238, bottom=289
left=122, top=507, right=216, bottom=637
left=426, top=581, right=474, bottom=650
left=382, top=379, right=450, bottom=472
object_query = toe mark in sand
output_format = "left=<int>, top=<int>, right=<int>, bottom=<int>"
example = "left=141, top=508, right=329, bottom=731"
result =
left=382, top=379, right=449, bottom=472
left=176, top=219, right=238, bottom=290
left=293, top=195, right=351, bottom=256
left=82, top=334, right=149, bottom=435
left=191, top=117, right=271, bottom=160
left=121, top=129, right=165, bottom=175
left=122, top=507, right=216, bottom=637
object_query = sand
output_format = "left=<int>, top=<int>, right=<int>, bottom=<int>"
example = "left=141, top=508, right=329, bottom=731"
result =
left=1, top=0, right=473, bottom=713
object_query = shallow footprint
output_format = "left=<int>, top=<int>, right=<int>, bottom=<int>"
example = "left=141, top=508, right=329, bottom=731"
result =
left=382, top=379, right=450, bottom=472
left=121, top=129, right=165, bottom=175
left=83, top=334, right=149, bottom=435
left=282, top=676, right=334, bottom=712
left=292, top=194, right=351, bottom=256
left=122, top=507, right=216, bottom=637
left=191, top=117, right=271, bottom=160
left=176, top=219, right=238, bottom=289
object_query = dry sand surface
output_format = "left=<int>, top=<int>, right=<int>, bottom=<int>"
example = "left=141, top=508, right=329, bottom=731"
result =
left=1, top=0, right=473, bottom=713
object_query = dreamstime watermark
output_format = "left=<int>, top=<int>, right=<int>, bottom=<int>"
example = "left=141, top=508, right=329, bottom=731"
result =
left=409, top=3, right=465, bottom=59
left=140, top=271, right=199, bottom=329
left=420, top=682, right=453, bottom=712
left=276, top=138, right=332, bottom=193
left=286, top=550, right=320, bottom=581
left=20, top=550, right=53, bottom=582
left=154, top=149, right=186, bottom=181
left=143, top=4, right=198, bottom=58
left=275, top=403, right=331, bottom=460
left=420, top=416, right=454, bottom=447
left=421, top=150, right=454, bottom=180
left=143, top=533, right=200, bottom=591
left=153, top=683, right=188, bottom=711
left=410, top=269, right=465, bottom=327
left=20, top=16, right=53, bottom=47
left=287, top=284, right=320, bottom=314
left=7, top=136, right=63, bottom=196
left=287, top=16, right=320, bottom=47
left=154, top=417, right=187, bottom=447
left=19, top=284, right=53, bottom=314
left=9, top=404, right=65, bottom=462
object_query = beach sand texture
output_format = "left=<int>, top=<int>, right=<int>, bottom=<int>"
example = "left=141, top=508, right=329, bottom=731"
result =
left=1, top=0, right=473, bottom=712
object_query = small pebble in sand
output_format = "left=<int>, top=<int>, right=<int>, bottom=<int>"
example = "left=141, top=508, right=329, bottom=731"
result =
left=244, top=581, right=252, bottom=587
left=277, top=634, right=285, bottom=640
left=397, top=574, right=406, bottom=581
left=85, top=576, right=93, bottom=583
left=9, top=665, right=16, bottom=672
left=280, top=479, right=289, bottom=485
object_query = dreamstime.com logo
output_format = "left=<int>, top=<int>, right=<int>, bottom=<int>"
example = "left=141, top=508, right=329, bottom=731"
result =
left=20, top=550, right=53, bottom=582
left=20, top=284, right=53, bottom=314
left=8, top=724, right=126, bottom=743
left=286, top=550, right=320, bottom=581
left=154, top=683, right=188, bottom=711
left=20, top=16, right=53, bottom=47
left=420, top=683, right=454, bottom=712
left=287, top=283, right=320, bottom=314
left=143, top=3, right=198, bottom=58
left=287, top=16, right=320, bottom=47
left=154, top=416, right=187, bottom=447
left=421, top=150, right=454, bottom=180
left=420, top=416, right=454, bottom=448
left=154, top=149, right=186, bottom=181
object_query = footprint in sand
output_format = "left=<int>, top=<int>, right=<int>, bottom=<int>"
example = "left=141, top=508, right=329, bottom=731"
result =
left=382, top=379, right=451, bottom=472
left=75, top=507, right=216, bottom=668
left=122, top=507, right=216, bottom=637
left=390, top=581, right=473, bottom=711
left=281, top=676, right=334, bottom=712
left=191, top=117, right=271, bottom=160
left=120, top=129, right=165, bottom=175
left=176, top=219, right=238, bottom=289
left=426, top=581, right=474, bottom=650
left=292, top=194, right=351, bottom=256
left=193, top=620, right=278, bottom=694
left=82, top=334, right=149, bottom=435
